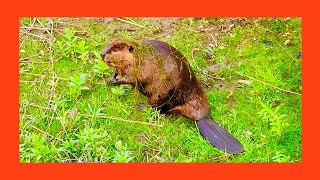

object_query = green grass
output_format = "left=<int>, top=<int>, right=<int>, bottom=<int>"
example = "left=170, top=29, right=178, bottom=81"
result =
left=19, top=17, right=301, bottom=162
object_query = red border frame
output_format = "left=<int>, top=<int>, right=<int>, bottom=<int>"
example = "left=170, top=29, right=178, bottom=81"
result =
left=1, top=0, right=318, bottom=179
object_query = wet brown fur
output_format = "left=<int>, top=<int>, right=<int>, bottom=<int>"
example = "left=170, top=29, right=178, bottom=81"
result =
left=101, top=39, right=210, bottom=121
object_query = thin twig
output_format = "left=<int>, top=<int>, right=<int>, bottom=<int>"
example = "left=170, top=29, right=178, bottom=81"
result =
left=275, top=41, right=297, bottom=62
left=191, top=48, right=200, bottom=59
left=254, top=24, right=299, bottom=63
left=206, top=74, right=226, bottom=81
left=20, top=50, right=46, bottom=61
left=20, top=60, right=58, bottom=64
left=36, top=18, right=54, bottom=43
left=27, top=103, right=51, bottom=110
left=19, top=72, right=44, bottom=77
left=20, top=26, right=62, bottom=32
left=240, top=111, right=256, bottom=121
left=19, top=72, right=69, bottom=80
left=94, top=115, right=162, bottom=127
left=236, top=71, right=301, bottom=95
left=123, top=17, right=137, bottom=24
left=255, top=25, right=273, bottom=33
left=115, top=18, right=145, bottom=28
left=19, top=18, right=37, bottom=49
left=27, top=18, right=38, bottom=33
left=20, top=80, right=42, bottom=83
left=20, top=26, right=88, bottom=35
left=211, top=153, right=232, bottom=160
left=94, top=82, right=107, bottom=85
left=44, top=19, right=58, bottom=132
left=19, top=69, right=29, bottom=73
left=30, top=125, right=64, bottom=142
left=211, top=34, right=219, bottom=47
left=20, top=79, right=107, bottom=86
left=191, top=48, right=201, bottom=71
left=55, top=20, right=93, bottom=37
left=20, top=26, right=59, bottom=31
left=19, top=31, right=51, bottom=41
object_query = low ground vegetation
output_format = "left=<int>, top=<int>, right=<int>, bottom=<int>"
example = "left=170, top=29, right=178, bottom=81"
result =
left=19, top=17, right=301, bottom=162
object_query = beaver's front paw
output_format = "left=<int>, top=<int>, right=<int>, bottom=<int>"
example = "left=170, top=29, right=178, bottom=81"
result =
left=108, top=77, right=118, bottom=85
left=107, top=70, right=119, bottom=85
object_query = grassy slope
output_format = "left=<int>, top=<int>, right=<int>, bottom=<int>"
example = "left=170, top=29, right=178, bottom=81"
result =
left=19, top=17, right=301, bottom=162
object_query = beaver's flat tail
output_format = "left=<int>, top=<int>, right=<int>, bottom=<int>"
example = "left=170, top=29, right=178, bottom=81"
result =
left=197, top=119, right=244, bottom=154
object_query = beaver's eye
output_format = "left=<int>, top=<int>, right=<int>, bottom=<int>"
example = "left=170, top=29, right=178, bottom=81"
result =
left=129, top=46, right=134, bottom=53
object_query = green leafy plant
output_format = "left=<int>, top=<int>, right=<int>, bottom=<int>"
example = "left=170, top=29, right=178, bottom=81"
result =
left=86, top=103, right=106, bottom=118
left=51, top=95, right=69, bottom=112
left=20, top=133, right=64, bottom=162
left=56, top=28, right=90, bottom=62
left=19, top=18, right=301, bottom=163
left=68, top=73, right=90, bottom=97
left=143, top=106, right=162, bottom=122
left=92, top=50, right=111, bottom=77
left=259, top=102, right=289, bottom=138
left=94, top=60, right=109, bottom=76
left=56, top=27, right=77, bottom=59
left=111, top=86, right=126, bottom=96
left=73, top=128, right=110, bottom=162
left=75, top=40, right=89, bottom=62
left=112, top=140, right=133, bottom=163
left=271, top=151, right=291, bottom=162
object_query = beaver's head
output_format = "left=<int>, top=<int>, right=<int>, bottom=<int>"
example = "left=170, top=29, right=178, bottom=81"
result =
left=101, top=39, right=134, bottom=69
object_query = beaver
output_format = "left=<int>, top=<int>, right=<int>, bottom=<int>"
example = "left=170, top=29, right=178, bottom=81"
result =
left=101, top=39, right=244, bottom=154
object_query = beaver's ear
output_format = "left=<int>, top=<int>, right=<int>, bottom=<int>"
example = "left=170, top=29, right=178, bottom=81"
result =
left=113, top=37, right=120, bottom=42
left=128, top=45, right=134, bottom=53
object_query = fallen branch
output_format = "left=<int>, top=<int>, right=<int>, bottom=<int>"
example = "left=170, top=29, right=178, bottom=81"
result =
left=43, top=18, right=57, bottom=132
left=206, top=75, right=225, bottom=81
left=20, top=26, right=92, bottom=36
left=275, top=41, right=298, bottom=62
left=20, top=18, right=38, bottom=49
left=20, top=80, right=42, bottom=83
left=191, top=48, right=201, bottom=72
left=115, top=18, right=145, bottom=28
left=20, top=60, right=58, bottom=64
left=254, top=24, right=299, bottom=63
left=27, top=18, right=38, bottom=33
left=236, top=71, right=301, bottom=96
left=36, top=18, right=54, bottom=42
left=20, top=50, right=45, bottom=61
left=93, top=115, right=162, bottom=127
left=27, top=103, right=51, bottom=110
left=19, top=72, right=69, bottom=81
left=19, top=31, right=51, bottom=41
left=55, top=20, right=93, bottom=37
left=211, top=153, right=232, bottom=161
left=30, top=124, right=64, bottom=142
left=211, top=34, right=219, bottom=47
left=255, top=25, right=273, bottom=33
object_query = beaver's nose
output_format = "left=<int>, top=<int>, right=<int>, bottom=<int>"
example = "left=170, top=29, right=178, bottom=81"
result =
left=101, top=47, right=108, bottom=59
